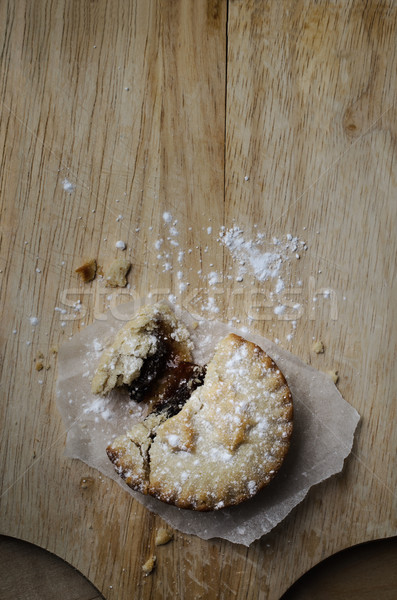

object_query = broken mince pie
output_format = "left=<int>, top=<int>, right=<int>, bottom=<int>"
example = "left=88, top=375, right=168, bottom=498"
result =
left=92, top=302, right=293, bottom=511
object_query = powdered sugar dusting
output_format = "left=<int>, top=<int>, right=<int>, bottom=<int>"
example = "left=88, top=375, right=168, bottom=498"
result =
left=219, top=226, right=306, bottom=283
left=208, top=271, right=221, bottom=286
left=201, top=296, right=220, bottom=314
left=62, top=178, right=76, bottom=194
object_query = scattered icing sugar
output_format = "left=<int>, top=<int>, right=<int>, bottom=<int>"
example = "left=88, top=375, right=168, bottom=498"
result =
left=180, top=471, right=189, bottom=483
left=225, top=344, right=249, bottom=372
left=73, top=300, right=82, bottom=312
left=208, top=271, right=220, bottom=286
left=115, top=240, right=126, bottom=250
left=219, top=225, right=306, bottom=283
left=83, top=397, right=112, bottom=419
left=274, top=278, right=285, bottom=294
left=167, top=434, right=181, bottom=448
left=29, top=316, right=39, bottom=326
left=208, top=447, right=233, bottom=462
left=163, top=211, right=172, bottom=223
left=92, top=338, right=103, bottom=354
left=219, top=226, right=282, bottom=281
left=62, top=178, right=75, bottom=193
left=255, top=418, right=269, bottom=435
left=201, top=297, right=220, bottom=313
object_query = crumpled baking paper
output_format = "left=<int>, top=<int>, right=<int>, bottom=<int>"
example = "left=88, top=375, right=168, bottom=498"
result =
left=56, top=301, right=360, bottom=546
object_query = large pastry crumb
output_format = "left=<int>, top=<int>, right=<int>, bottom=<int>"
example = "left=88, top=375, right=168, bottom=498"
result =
left=155, top=527, right=174, bottom=546
left=312, top=340, right=324, bottom=354
left=35, top=351, right=45, bottom=371
left=142, top=555, right=156, bottom=576
left=91, top=302, right=194, bottom=396
left=327, top=369, right=339, bottom=384
left=75, top=258, right=97, bottom=282
left=104, top=257, right=131, bottom=287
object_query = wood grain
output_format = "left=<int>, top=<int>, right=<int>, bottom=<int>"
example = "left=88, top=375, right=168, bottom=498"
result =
left=0, top=1, right=396, bottom=599
left=1, top=535, right=396, bottom=600
left=226, top=1, right=397, bottom=596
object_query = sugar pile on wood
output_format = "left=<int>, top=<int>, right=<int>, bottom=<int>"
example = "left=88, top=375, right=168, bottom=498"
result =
left=219, top=226, right=305, bottom=283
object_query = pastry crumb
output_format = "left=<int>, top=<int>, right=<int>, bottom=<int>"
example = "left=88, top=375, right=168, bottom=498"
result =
left=50, top=346, right=58, bottom=354
left=79, top=476, right=94, bottom=489
left=327, top=369, right=339, bottom=384
left=104, top=258, right=131, bottom=287
left=155, top=527, right=174, bottom=546
left=312, top=340, right=324, bottom=354
left=75, top=258, right=97, bottom=283
left=142, top=555, right=156, bottom=576
left=35, top=351, right=45, bottom=371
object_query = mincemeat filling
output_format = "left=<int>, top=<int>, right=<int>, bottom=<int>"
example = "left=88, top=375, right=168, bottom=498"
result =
left=128, top=324, right=206, bottom=417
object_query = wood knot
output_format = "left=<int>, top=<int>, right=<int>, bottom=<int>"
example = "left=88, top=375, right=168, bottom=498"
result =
left=343, top=107, right=362, bottom=138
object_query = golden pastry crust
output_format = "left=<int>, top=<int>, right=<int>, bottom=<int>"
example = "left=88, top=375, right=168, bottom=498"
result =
left=75, top=258, right=97, bottom=283
left=91, top=302, right=193, bottom=395
left=155, top=527, right=174, bottom=546
left=142, top=555, right=156, bottom=576
left=104, top=257, right=131, bottom=287
left=107, top=333, right=293, bottom=511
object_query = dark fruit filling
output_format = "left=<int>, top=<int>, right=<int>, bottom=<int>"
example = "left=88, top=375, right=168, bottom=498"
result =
left=155, top=361, right=206, bottom=418
left=128, top=337, right=168, bottom=402
left=128, top=324, right=206, bottom=418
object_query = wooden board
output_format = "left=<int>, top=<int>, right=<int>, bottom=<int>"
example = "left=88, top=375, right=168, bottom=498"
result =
left=0, top=1, right=395, bottom=599
left=0, top=535, right=103, bottom=600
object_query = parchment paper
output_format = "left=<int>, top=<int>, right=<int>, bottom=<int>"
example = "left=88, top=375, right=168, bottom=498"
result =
left=56, top=301, right=360, bottom=546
